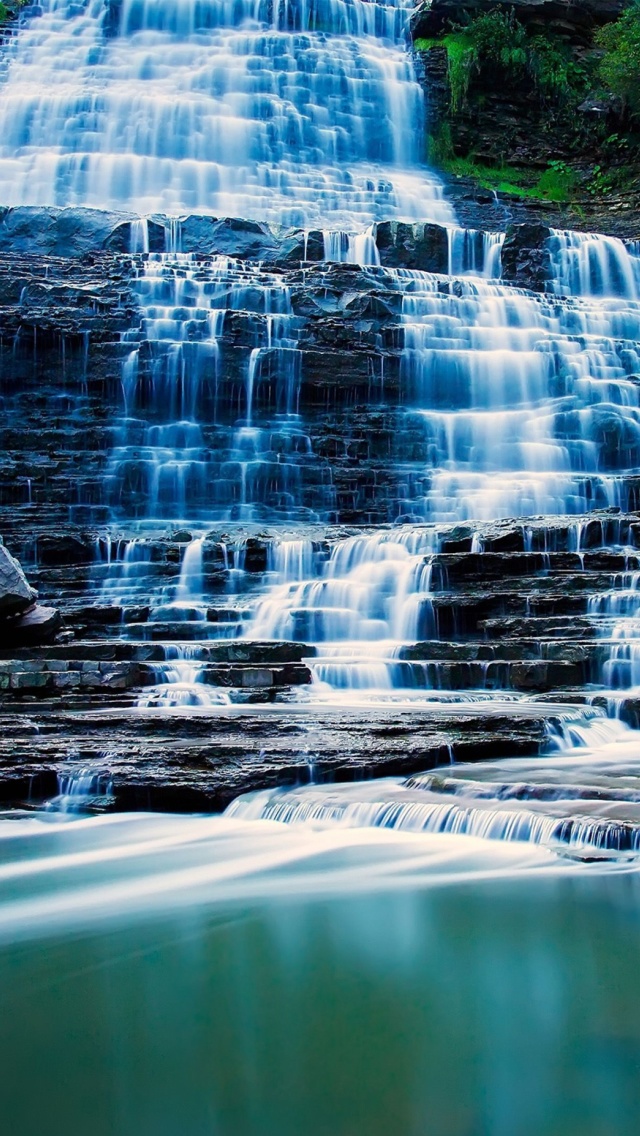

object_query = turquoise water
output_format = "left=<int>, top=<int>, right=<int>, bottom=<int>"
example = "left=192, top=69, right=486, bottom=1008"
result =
left=1, top=812, right=639, bottom=1136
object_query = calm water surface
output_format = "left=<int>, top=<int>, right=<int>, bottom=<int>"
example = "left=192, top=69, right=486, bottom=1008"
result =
left=0, top=811, right=639, bottom=1136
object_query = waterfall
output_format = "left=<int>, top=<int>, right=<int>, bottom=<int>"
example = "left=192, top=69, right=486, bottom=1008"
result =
left=550, top=230, right=640, bottom=299
left=107, top=254, right=334, bottom=523
left=0, top=0, right=453, bottom=226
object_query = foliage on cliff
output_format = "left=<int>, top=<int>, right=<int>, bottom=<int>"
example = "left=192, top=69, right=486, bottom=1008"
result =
left=0, top=1, right=27, bottom=26
left=596, top=2, right=640, bottom=116
left=415, top=9, right=590, bottom=118
left=415, top=1, right=640, bottom=210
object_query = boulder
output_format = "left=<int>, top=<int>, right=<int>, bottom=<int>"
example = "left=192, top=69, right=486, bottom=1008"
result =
left=0, top=206, right=137, bottom=257
left=0, top=545, right=36, bottom=617
left=176, top=216, right=280, bottom=259
left=374, top=221, right=449, bottom=271
left=0, top=605, right=62, bottom=648
left=501, top=222, right=553, bottom=291
left=275, top=229, right=325, bottom=264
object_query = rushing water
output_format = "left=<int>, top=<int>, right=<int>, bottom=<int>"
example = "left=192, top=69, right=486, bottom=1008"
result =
left=0, top=0, right=452, bottom=225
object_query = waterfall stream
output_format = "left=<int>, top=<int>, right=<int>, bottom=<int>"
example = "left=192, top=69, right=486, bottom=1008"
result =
left=4, top=1, right=640, bottom=1129
left=0, top=0, right=453, bottom=225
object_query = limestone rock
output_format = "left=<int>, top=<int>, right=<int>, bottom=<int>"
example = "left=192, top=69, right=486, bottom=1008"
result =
left=0, top=545, right=36, bottom=617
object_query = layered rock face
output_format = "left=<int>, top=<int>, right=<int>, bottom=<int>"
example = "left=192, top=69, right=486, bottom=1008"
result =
left=1, top=209, right=640, bottom=808
left=1, top=0, right=640, bottom=819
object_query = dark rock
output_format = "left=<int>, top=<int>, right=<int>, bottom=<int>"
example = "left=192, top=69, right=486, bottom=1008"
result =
left=412, top=0, right=627, bottom=42
left=0, top=605, right=62, bottom=647
left=276, top=229, right=325, bottom=264
left=176, top=216, right=280, bottom=259
left=374, top=221, right=449, bottom=271
left=0, top=206, right=136, bottom=257
left=501, top=223, right=553, bottom=291
left=0, top=545, right=36, bottom=617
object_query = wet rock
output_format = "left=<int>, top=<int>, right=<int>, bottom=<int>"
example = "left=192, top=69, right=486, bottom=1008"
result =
left=0, top=605, right=61, bottom=647
left=0, top=704, right=557, bottom=811
left=0, top=545, right=36, bottom=616
left=374, top=221, right=449, bottom=271
left=176, top=215, right=280, bottom=259
left=501, top=223, right=553, bottom=292
left=0, top=206, right=136, bottom=256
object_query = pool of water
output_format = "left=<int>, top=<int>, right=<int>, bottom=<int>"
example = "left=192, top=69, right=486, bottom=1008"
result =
left=1, top=809, right=639, bottom=1136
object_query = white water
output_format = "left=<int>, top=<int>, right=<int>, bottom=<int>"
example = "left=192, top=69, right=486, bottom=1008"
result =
left=0, top=0, right=453, bottom=226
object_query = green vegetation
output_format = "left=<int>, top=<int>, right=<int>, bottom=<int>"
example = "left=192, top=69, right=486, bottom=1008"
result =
left=427, top=141, right=578, bottom=204
left=0, top=0, right=28, bottom=24
left=416, top=3, right=640, bottom=207
left=597, top=2, right=640, bottom=117
left=416, top=11, right=589, bottom=116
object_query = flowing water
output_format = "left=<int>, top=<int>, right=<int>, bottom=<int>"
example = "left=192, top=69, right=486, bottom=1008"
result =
left=0, top=0, right=452, bottom=225
left=4, top=1, right=640, bottom=1129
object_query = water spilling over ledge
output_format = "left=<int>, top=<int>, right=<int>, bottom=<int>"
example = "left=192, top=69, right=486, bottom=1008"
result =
left=3, top=0, right=640, bottom=1128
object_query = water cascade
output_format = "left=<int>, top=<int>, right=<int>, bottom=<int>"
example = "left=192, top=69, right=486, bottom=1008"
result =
left=0, top=0, right=453, bottom=226
left=5, top=2, right=640, bottom=1127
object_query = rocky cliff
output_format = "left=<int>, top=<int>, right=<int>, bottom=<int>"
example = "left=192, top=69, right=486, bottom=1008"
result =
left=412, top=0, right=640, bottom=236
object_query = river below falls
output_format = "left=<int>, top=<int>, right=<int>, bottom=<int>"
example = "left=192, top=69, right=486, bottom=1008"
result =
left=1, top=802, right=640, bottom=1136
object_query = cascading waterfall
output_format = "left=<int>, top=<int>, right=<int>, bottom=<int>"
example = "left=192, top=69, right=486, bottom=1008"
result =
left=7, top=4, right=640, bottom=1129
left=397, top=255, right=640, bottom=522
left=0, top=0, right=453, bottom=226
left=250, top=528, right=438, bottom=691
left=108, top=253, right=335, bottom=524
left=7, top=0, right=639, bottom=746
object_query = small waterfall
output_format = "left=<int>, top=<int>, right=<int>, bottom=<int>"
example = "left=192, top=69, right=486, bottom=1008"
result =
left=108, top=254, right=334, bottom=523
left=447, top=229, right=505, bottom=278
left=249, top=528, right=437, bottom=691
left=395, top=267, right=640, bottom=521
left=226, top=767, right=640, bottom=856
left=45, top=768, right=114, bottom=813
left=550, top=230, right=640, bottom=299
left=138, top=662, right=232, bottom=708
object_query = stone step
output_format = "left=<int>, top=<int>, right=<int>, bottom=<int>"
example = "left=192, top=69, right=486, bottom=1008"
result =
left=0, top=700, right=575, bottom=811
left=0, top=640, right=316, bottom=664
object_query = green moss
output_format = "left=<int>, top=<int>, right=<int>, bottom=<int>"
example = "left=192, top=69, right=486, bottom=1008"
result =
left=429, top=146, right=580, bottom=204
left=0, top=0, right=28, bottom=23
left=417, top=9, right=590, bottom=115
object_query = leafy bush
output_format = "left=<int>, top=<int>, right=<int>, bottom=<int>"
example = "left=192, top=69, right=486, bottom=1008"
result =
left=468, top=10, right=527, bottom=73
left=597, top=2, right=640, bottom=116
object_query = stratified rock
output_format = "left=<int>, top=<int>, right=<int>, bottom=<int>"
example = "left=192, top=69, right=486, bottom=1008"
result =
left=374, top=221, right=449, bottom=271
left=501, top=223, right=553, bottom=291
left=0, top=544, right=36, bottom=617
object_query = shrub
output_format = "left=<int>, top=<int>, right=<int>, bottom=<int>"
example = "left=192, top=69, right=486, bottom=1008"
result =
left=597, top=2, right=640, bottom=116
